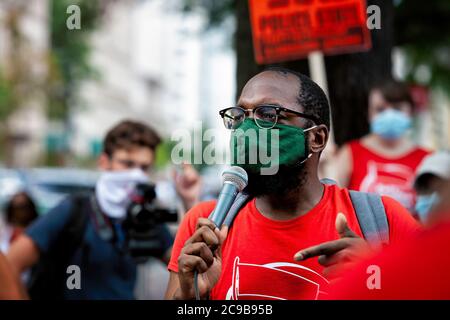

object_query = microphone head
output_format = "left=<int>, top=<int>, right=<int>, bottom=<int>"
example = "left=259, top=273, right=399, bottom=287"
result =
left=222, top=166, right=248, bottom=192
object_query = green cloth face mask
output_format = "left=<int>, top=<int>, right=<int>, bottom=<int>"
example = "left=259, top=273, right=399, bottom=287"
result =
left=230, top=118, right=316, bottom=175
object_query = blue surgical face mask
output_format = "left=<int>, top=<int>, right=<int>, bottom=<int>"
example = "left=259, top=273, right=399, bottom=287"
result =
left=370, top=109, right=412, bottom=140
left=415, top=193, right=440, bottom=223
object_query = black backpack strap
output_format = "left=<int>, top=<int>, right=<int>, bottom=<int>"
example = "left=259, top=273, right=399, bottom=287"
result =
left=349, top=190, right=390, bottom=249
left=28, top=193, right=90, bottom=300
left=65, top=194, right=90, bottom=256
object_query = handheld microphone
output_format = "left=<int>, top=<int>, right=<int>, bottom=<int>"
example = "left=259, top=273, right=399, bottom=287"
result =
left=194, top=166, right=248, bottom=300
left=208, top=166, right=248, bottom=228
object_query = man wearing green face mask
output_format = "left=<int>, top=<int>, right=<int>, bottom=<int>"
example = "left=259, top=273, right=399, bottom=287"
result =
left=166, top=67, right=421, bottom=300
left=227, top=100, right=318, bottom=188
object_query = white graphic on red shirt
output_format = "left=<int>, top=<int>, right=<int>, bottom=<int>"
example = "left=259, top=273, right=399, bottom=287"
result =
left=225, top=257, right=329, bottom=300
left=359, top=161, right=415, bottom=210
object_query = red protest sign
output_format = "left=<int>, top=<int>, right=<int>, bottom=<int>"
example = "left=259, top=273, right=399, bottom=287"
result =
left=249, top=0, right=372, bottom=64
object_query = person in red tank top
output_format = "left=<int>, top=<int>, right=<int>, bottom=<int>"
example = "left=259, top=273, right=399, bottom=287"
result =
left=333, top=80, right=430, bottom=213
left=165, top=68, right=421, bottom=300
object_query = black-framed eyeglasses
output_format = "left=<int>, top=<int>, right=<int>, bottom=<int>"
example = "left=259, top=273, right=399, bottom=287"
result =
left=219, top=105, right=319, bottom=129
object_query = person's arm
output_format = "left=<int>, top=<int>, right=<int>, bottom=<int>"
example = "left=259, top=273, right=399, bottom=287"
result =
left=164, top=201, right=217, bottom=299
left=169, top=218, right=226, bottom=300
left=6, top=234, right=40, bottom=276
left=294, top=213, right=373, bottom=280
left=165, top=271, right=181, bottom=299
left=164, top=208, right=200, bottom=300
left=329, top=144, right=352, bottom=187
left=0, top=251, right=27, bottom=299
left=8, top=198, right=74, bottom=277
left=173, top=163, right=202, bottom=212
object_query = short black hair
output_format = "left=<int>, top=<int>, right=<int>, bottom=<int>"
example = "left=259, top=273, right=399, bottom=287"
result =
left=262, top=66, right=330, bottom=129
left=5, top=192, right=38, bottom=227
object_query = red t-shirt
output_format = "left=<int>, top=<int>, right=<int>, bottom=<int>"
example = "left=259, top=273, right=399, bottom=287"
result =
left=168, top=184, right=421, bottom=300
left=326, top=218, right=450, bottom=299
left=347, top=140, right=430, bottom=212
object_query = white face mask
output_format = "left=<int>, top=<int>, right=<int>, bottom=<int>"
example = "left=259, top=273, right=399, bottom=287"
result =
left=95, top=169, right=149, bottom=219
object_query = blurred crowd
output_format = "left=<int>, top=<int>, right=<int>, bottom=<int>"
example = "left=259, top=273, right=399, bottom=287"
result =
left=0, top=75, right=449, bottom=300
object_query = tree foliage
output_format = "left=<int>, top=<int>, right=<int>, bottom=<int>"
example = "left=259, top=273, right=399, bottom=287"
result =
left=0, top=2, right=30, bottom=122
left=0, top=0, right=102, bottom=122
left=47, top=0, right=101, bottom=119
left=183, top=0, right=450, bottom=145
left=182, top=0, right=236, bottom=27
left=0, top=71, right=12, bottom=121
left=395, top=0, right=450, bottom=91
left=184, top=0, right=450, bottom=92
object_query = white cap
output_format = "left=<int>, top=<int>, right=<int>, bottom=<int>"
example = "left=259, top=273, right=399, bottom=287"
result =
left=414, top=151, right=450, bottom=187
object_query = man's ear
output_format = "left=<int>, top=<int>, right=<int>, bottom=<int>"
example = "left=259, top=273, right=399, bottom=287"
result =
left=97, top=153, right=111, bottom=170
left=308, top=124, right=328, bottom=153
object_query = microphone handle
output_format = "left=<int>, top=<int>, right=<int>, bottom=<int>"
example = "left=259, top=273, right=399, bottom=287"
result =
left=208, top=182, right=239, bottom=227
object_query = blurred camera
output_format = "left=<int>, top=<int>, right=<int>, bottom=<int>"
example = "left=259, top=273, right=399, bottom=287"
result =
left=123, top=183, right=178, bottom=262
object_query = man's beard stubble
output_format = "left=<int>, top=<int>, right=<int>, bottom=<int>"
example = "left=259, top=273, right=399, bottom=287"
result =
left=244, top=161, right=308, bottom=198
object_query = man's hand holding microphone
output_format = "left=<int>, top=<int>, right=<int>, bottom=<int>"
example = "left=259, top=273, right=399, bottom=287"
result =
left=176, top=167, right=248, bottom=300
left=177, top=218, right=228, bottom=299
